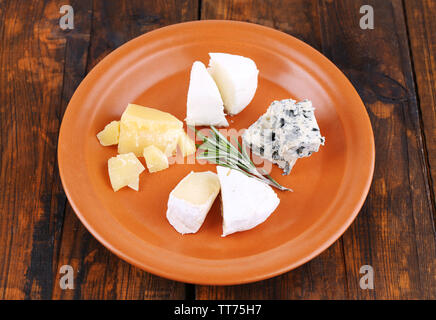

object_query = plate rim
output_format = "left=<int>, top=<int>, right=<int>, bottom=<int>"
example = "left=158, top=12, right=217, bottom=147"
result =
left=58, top=20, right=375, bottom=285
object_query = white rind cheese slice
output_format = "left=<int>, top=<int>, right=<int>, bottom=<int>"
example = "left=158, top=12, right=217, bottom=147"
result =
left=167, top=171, right=221, bottom=234
left=208, top=53, right=259, bottom=115
left=216, top=166, right=280, bottom=237
left=186, top=61, right=229, bottom=127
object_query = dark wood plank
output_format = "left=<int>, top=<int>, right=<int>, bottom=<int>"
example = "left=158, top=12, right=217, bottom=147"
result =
left=317, top=0, right=435, bottom=299
left=198, top=0, right=350, bottom=299
left=52, top=0, right=198, bottom=299
left=0, top=0, right=76, bottom=299
left=201, top=0, right=323, bottom=51
left=198, top=0, right=436, bottom=299
left=52, top=207, right=186, bottom=299
left=404, top=0, right=436, bottom=222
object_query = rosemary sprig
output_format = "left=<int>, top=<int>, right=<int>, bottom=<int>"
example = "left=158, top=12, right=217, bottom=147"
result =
left=189, top=125, right=292, bottom=191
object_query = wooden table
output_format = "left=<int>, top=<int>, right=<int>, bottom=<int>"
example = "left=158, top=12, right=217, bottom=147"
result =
left=0, top=0, right=434, bottom=300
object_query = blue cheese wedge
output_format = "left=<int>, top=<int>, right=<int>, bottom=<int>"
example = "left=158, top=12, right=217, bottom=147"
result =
left=217, top=166, right=280, bottom=237
left=242, top=99, right=325, bottom=175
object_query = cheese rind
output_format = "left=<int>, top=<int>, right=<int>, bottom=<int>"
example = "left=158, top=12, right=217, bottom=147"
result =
left=143, top=145, right=169, bottom=173
left=208, top=53, right=259, bottom=115
left=217, top=166, right=280, bottom=237
left=118, top=104, right=184, bottom=156
left=242, top=99, right=325, bottom=175
left=108, top=153, right=145, bottom=192
left=97, top=120, right=120, bottom=146
left=186, top=61, right=229, bottom=127
left=167, top=171, right=220, bottom=234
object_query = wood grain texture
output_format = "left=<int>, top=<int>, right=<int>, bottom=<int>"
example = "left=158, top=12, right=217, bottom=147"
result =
left=51, top=0, right=198, bottom=299
left=404, top=0, right=436, bottom=224
left=198, top=0, right=350, bottom=299
left=317, top=0, right=435, bottom=299
left=197, top=0, right=436, bottom=300
left=1, top=0, right=435, bottom=300
left=0, top=0, right=72, bottom=299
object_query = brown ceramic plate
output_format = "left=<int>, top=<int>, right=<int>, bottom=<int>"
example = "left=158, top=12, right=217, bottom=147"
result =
left=58, top=20, right=374, bottom=285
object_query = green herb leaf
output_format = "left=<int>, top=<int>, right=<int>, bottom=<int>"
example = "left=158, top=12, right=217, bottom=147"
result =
left=192, top=126, right=292, bottom=191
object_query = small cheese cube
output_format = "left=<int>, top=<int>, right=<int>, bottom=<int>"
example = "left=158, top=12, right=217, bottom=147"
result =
left=143, top=145, right=169, bottom=173
left=97, top=121, right=120, bottom=146
left=178, top=131, right=196, bottom=157
left=108, top=153, right=145, bottom=192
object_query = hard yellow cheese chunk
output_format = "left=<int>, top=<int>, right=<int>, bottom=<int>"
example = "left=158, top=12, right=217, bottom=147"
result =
left=178, top=132, right=196, bottom=157
left=97, top=121, right=120, bottom=146
left=143, top=145, right=169, bottom=173
left=118, top=104, right=184, bottom=157
left=108, top=152, right=145, bottom=192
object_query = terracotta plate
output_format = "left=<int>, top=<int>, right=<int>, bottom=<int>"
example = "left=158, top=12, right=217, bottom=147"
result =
left=58, top=21, right=374, bottom=285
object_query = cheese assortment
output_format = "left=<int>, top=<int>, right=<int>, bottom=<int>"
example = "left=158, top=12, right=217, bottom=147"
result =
left=96, top=52, right=325, bottom=236
left=167, top=171, right=221, bottom=234
left=184, top=53, right=259, bottom=127
left=96, top=103, right=196, bottom=191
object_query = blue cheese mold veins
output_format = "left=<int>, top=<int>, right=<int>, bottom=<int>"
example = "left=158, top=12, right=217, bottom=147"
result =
left=242, top=99, right=325, bottom=175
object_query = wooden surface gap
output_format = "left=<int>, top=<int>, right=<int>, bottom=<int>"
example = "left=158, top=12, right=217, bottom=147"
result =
left=198, top=0, right=202, bottom=20
left=84, top=0, right=95, bottom=74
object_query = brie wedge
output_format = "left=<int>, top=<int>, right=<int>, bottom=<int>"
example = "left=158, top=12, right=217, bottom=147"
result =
left=216, top=166, right=280, bottom=237
left=208, top=53, right=259, bottom=115
left=167, top=171, right=221, bottom=234
left=186, top=61, right=229, bottom=127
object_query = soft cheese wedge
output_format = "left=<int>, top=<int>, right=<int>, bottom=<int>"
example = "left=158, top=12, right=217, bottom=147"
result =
left=97, top=120, right=120, bottom=146
left=208, top=53, right=259, bottom=115
left=217, top=166, right=280, bottom=237
left=167, top=171, right=221, bottom=234
left=143, top=145, right=169, bottom=173
left=108, top=153, right=145, bottom=192
left=186, top=61, right=229, bottom=127
left=118, top=104, right=184, bottom=157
